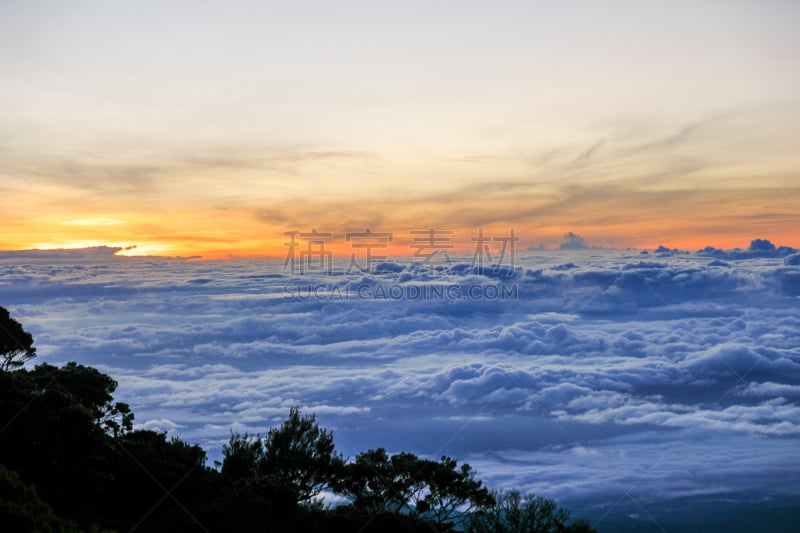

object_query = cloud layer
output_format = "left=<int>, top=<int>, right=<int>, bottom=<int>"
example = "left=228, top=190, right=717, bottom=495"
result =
left=1, top=247, right=799, bottom=527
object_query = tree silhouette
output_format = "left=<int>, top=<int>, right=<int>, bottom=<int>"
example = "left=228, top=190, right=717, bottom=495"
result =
left=336, top=449, right=493, bottom=529
left=418, top=456, right=494, bottom=528
left=221, top=431, right=264, bottom=484
left=0, top=363, right=116, bottom=523
left=0, top=464, right=78, bottom=532
left=335, top=448, right=428, bottom=513
left=109, top=430, right=212, bottom=531
left=467, top=489, right=596, bottom=533
left=218, top=431, right=286, bottom=530
left=262, top=407, right=344, bottom=503
left=0, top=306, right=35, bottom=371
left=28, top=362, right=133, bottom=436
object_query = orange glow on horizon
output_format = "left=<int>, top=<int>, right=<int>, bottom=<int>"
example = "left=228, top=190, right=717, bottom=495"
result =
left=1, top=175, right=798, bottom=260
left=3, top=216, right=797, bottom=261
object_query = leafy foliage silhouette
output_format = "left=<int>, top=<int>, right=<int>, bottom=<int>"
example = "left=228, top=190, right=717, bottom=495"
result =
left=262, top=407, right=345, bottom=503
left=0, top=306, right=35, bottom=371
left=467, top=489, right=598, bottom=533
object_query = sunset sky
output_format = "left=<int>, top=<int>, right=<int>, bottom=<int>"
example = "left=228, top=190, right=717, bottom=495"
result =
left=1, top=0, right=798, bottom=258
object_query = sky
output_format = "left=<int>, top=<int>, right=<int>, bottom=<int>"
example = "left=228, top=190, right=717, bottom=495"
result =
left=1, top=1, right=799, bottom=258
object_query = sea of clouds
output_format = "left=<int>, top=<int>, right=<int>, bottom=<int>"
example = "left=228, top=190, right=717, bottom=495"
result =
left=1, top=242, right=799, bottom=529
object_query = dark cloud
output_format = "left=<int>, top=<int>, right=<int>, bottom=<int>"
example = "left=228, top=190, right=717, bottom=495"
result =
left=559, top=232, right=588, bottom=250
left=0, top=246, right=124, bottom=263
left=255, top=209, right=289, bottom=224
left=572, top=138, right=605, bottom=165
left=785, top=253, right=800, bottom=266
left=697, top=239, right=796, bottom=260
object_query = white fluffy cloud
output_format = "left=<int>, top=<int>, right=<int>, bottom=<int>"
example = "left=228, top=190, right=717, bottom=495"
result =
left=1, top=246, right=799, bottom=525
